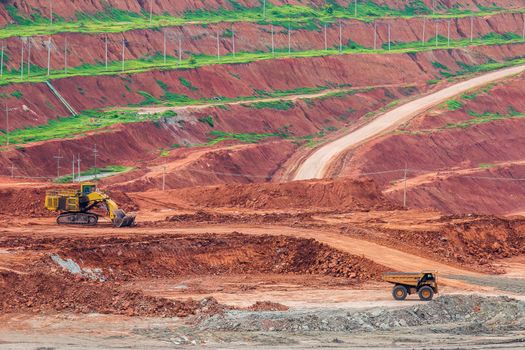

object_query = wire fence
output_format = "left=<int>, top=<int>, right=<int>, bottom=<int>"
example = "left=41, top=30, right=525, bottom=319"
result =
left=0, top=11, right=524, bottom=82
left=3, top=163, right=525, bottom=186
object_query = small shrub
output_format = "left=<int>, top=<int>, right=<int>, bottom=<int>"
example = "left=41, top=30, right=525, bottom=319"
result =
left=198, top=115, right=214, bottom=127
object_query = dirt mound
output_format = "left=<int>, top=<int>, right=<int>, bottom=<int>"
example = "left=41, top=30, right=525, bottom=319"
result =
left=0, top=270, right=217, bottom=317
left=141, top=177, right=397, bottom=212
left=44, top=233, right=387, bottom=281
left=351, top=215, right=525, bottom=273
left=0, top=186, right=54, bottom=217
left=245, top=301, right=289, bottom=312
left=165, top=211, right=314, bottom=225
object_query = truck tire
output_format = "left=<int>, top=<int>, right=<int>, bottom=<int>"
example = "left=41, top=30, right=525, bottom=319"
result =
left=418, top=286, right=434, bottom=301
left=392, top=285, right=408, bottom=301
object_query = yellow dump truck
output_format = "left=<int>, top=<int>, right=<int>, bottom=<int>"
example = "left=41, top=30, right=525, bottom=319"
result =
left=382, top=271, right=438, bottom=301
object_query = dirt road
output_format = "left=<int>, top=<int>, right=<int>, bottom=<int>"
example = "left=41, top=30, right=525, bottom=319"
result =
left=134, top=83, right=413, bottom=114
left=293, top=64, right=525, bottom=180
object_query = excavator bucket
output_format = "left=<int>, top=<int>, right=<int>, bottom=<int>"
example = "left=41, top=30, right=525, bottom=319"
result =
left=112, top=210, right=137, bottom=228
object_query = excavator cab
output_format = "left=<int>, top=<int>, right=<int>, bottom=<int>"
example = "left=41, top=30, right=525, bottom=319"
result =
left=81, top=183, right=96, bottom=196
left=45, top=182, right=136, bottom=227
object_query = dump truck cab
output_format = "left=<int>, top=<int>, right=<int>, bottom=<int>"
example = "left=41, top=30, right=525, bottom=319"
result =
left=382, top=271, right=438, bottom=301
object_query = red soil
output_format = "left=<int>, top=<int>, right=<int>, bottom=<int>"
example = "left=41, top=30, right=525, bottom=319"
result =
left=2, top=11, right=523, bottom=74
left=340, top=74, right=525, bottom=214
left=389, top=164, right=525, bottom=215
left=0, top=270, right=209, bottom=317
left=0, top=86, right=403, bottom=179
left=2, top=42, right=525, bottom=128
left=133, top=177, right=396, bottom=211
left=0, top=232, right=387, bottom=315
left=351, top=215, right=525, bottom=273
left=2, top=1, right=520, bottom=23
left=51, top=233, right=387, bottom=281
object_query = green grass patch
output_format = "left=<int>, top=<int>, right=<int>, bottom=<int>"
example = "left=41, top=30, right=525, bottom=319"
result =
left=206, top=130, right=287, bottom=145
left=179, top=77, right=198, bottom=91
left=10, top=90, right=23, bottom=99
left=55, top=165, right=133, bottom=183
left=250, top=100, right=294, bottom=110
left=479, top=163, right=496, bottom=169
left=441, top=111, right=525, bottom=129
left=198, top=115, right=215, bottom=127
left=446, top=100, right=464, bottom=111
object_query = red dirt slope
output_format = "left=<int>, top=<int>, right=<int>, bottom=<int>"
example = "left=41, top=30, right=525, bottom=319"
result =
left=130, top=177, right=397, bottom=211
left=340, top=73, right=525, bottom=214
left=2, top=1, right=520, bottom=23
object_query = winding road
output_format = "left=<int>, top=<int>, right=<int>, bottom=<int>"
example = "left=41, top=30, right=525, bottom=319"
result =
left=293, top=64, right=525, bottom=180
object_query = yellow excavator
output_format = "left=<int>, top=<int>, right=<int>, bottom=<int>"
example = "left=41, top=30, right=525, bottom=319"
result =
left=45, top=182, right=136, bottom=227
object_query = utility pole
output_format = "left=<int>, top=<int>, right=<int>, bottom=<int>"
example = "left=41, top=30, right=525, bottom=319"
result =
left=435, top=21, right=439, bottom=47
left=263, top=0, right=266, bottom=19
left=93, top=144, right=98, bottom=180
left=54, top=151, right=63, bottom=178
left=232, top=26, right=236, bottom=57
left=522, top=15, right=525, bottom=39
left=271, top=24, right=275, bottom=56
left=20, top=38, right=24, bottom=79
left=447, top=19, right=451, bottom=47
left=64, top=36, right=68, bottom=74
left=121, top=40, right=125, bottom=72
left=388, top=23, right=392, bottom=51
left=354, top=0, right=358, bottom=17
left=403, top=164, right=408, bottom=208
left=4, top=105, right=8, bottom=146
left=324, top=24, right=327, bottom=51
left=339, top=21, right=342, bottom=53
left=27, top=38, right=31, bottom=77
left=373, top=22, right=377, bottom=50
left=163, top=30, right=167, bottom=64
left=178, top=36, right=182, bottom=64
left=0, top=44, right=4, bottom=78
left=520, top=15, right=525, bottom=40
left=77, top=154, right=81, bottom=182
left=4, top=105, right=18, bottom=147
left=217, top=32, right=220, bottom=61
left=50, top=0, right=53, bottom=25
left=105, top=35, right=108, bottom=70
left=470, top=16, right=474, bottom=42
left=10, top=163, right=15, bottom=178
left=162, top=164, right=166, bottom=191
left=422, top=17, right=426, bottom=45
left=149, top=0, right=153, bottom=23
left=47, top=37, right=52, bottom=76
left=288, top=22, right=291, bottom=54
left=71, top=155, right=75, bottom=182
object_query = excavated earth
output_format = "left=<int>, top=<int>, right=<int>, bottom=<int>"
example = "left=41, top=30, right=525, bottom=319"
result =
left=339, top=72, right=525, bottom=215
left=1, top=1, right=525, bottom=347
left=0, top=175, right=524, bottom=348
left=0, top=232, right=386, bottom=315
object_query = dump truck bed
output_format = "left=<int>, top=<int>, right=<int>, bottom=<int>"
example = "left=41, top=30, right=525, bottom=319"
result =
left=382, top=273, right=422, bottom=286
left=382, top=271, right=437, bottom=287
